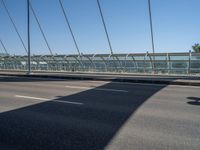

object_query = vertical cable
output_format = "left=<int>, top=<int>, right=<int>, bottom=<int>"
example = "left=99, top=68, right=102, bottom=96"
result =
left=96, top=0, right=113, bottom=55
left=27, top=0, right=31, bottom=74
left=0, top=0, right=28, bottom=53
left=58, top=0, right=81, bottom=56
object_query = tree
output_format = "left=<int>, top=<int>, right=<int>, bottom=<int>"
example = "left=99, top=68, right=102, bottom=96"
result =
left=192, top=43, right=200, bottom=53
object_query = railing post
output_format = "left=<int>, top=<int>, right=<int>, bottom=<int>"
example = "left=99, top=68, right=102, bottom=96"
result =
left=188, top=50, right=191, bottom=75
left=144, top=52, right=148, bottom=73
left=166, top=53, right=170, bottom=74
left=147, top=51, right=154, bottom=73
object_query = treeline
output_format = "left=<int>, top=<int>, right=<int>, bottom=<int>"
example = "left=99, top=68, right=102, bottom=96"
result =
left=192, top=44, right=200, bottom=53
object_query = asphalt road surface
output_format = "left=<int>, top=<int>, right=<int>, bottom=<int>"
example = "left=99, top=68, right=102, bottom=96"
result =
left=0, top=76, right=199, bottom=150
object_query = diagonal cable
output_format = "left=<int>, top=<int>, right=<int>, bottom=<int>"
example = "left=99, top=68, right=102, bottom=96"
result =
left=58, top=0, right=81, bottom=56
left=29, top=1, right=54, bottom=56
left=0, top=39, right=8, bottom=54
left=96, top=0, right=113, bottom=55
left=0, top=0, right=27, bottom=53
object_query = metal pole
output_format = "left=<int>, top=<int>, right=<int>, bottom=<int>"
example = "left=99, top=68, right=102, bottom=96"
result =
left=188, top=50, right=191, bottom=74
left=148, top=0, right=155, bottom=71
left=27, top=0, right=31, bottom=74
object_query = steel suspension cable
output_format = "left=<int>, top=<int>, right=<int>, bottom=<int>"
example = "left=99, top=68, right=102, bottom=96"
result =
left=148, top=0, right=155, bottom=67
left=58, top=0, right=81, bottom=56
left=29, top=2, right=54, bottom=56
left=0, top=0, right=28, bottom=53
left=0, top=46, right=3, bottom=54
left=96, top=0, right=113, bottom=55
left=27, top=0, right=31, bottom=74
left=148, top=0, right=155, bottom=54
left=0, top=39, right=8, bottom=54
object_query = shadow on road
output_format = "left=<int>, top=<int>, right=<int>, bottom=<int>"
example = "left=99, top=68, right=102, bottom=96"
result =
left=187, top=97, right=200, bottom=106
left=0, top=76, right=166, bottom=150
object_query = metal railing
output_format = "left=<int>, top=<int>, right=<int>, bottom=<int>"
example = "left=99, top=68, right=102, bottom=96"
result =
left=0, top=52, right=200, bottom=75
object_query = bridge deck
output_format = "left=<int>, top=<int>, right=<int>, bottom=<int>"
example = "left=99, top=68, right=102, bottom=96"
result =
left=0, top=76, right=200, bottom=149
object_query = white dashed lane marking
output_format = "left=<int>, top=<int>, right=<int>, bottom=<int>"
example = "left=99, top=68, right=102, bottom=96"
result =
left=15, top=95, right=83, bottom=105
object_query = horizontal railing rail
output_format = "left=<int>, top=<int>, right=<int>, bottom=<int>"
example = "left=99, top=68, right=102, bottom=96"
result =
left=0, top=52, right=200, bottom=75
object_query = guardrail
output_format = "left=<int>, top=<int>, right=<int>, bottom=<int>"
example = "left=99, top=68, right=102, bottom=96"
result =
left=0, top=52, right=200, bottom=75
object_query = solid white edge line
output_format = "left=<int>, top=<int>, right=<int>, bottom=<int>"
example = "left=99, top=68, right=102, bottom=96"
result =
left=15, top=95, right=83, bottom=105
left=64, top=85, right=128, bottom=92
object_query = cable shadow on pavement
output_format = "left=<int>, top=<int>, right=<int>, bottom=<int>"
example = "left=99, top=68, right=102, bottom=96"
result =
left=0, top=78, right=166, bottom=150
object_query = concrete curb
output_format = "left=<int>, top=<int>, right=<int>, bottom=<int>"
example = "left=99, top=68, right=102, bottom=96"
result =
left=1, top=73, right=200, bottom=86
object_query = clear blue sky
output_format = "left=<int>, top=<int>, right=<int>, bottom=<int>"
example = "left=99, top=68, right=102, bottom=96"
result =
left=0, top=0, right=200, bottom=55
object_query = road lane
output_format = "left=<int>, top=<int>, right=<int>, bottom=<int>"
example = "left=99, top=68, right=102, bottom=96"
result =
left=0, top=76, right=199, bottom=150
